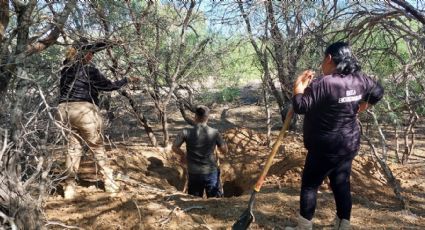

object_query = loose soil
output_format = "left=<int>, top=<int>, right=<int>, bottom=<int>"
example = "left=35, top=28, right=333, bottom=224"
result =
left=45, top=101, right=425, bottom=229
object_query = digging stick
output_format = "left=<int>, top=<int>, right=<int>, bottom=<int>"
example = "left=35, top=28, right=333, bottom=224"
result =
left=232, top=107, right=294, bottom=230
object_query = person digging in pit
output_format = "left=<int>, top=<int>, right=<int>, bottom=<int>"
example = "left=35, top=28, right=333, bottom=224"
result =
left=286, top=42, right=384, bottom=230
left=172, top=105, right=228, bottom=198
left=56, top=38, right=139, bottom=199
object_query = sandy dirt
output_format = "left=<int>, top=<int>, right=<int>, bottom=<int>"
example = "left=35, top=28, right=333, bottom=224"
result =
left=45, top=101, right=425, bottom=229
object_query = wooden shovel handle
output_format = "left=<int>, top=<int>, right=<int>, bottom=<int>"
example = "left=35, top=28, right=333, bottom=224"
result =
left=253, top=107, right=294, bottom=192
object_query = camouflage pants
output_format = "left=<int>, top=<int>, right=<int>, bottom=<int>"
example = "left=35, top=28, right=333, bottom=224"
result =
left=57, top=101, right=112, bottom=185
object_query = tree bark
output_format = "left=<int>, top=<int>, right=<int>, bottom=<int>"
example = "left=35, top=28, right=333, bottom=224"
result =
left=238, top=1, right=284, bottom=111
left=367, top=110, right=388, bottom=161
left=262, top=79, right=271, bottom=144
left=402, top=112, right=418, bottom=164
left=363, top=133, right=409, bottom=211
left=160, top=109, right=169, bottom=147
left=120, top=90, right=158, bottom=147
left=0, top=0, right=9, bottom=42
left=389, top=0, right=425, bottom=25
left=394, top=123, right=401, bottom=163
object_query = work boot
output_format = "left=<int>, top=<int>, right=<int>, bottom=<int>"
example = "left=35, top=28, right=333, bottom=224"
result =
left=103, top=168, right=120, bottom=193
left=285, top=214, right=313, bottom=230
left=334, top=216, right=351, bottom=230
left=64, top=182, right=77, bottom=200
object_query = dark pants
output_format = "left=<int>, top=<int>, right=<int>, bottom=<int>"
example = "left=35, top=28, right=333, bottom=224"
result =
left=188, top=171, right=222, bottom=198
left=300, top=152, right=353, bottom=221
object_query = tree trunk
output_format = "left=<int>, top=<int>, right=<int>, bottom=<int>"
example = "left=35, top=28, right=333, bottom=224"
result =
left=394, top=123, right=401, bottom=163
left=367, top=110, right=387, bottom=161
left=402, top=112, right=418, bottom=164
left=160, top=109, right=170, bottom=147
left=120, top=90, right=158, bottom=147
left=262, top=77, right=271, bottom=144
left=363, top=133, right=409, bottom=211
left=176, top=98, right=196, bottom=126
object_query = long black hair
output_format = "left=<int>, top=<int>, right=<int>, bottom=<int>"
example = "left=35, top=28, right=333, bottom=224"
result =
left=325, top=42, right=361, bottom=75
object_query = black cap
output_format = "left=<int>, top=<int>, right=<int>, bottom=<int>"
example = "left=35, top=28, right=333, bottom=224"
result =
left=195, top=105, right=209, bottom=118
left=73, top=38, right=109, bottom=53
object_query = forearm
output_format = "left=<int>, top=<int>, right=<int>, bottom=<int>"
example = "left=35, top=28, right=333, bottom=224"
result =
left=97, top=77, right=128, bottom=91
left=293, top=70, right=314, bottom=95
left=172, top=146, right=185, bottom=158
left=293, top=84, right=306, bottom=95
left=218, top=145, right=228, bottom=154
left=91, top=66, right=128, bottom=91
left=358, top=102, right=369, bottom=113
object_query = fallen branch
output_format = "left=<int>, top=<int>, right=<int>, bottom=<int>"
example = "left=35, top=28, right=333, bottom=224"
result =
left=362, top=133, right=409, bottom=210
left=157, top=205, right=205, bottom=227
left=120, top=90, right=158, bottom=147
left=132, top=200, right=142, bottom=225
left=182, top=205, right=205, bottom=212
left=361, top=110, right=409, bottom=210
left=158, top=207, right=179, bottom=226
left=45, top=221, right=82, bottom=230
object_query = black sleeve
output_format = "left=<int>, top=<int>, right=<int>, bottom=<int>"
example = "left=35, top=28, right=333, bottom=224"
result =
left=362, top=75, right=384, bottom=105
left=292, top=78, right=326, bottom=114
left=88, top=66, right=128, bottom=91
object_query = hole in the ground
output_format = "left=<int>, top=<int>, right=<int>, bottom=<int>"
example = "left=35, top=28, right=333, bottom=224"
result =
left=147, top=157, right=185, bottom=191
left=223, top=181, right=244, bottom=197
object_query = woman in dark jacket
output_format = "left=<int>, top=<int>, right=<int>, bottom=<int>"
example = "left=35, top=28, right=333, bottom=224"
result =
left=57, top=39, right=138, bottom=199
left=286, top=42, right=384, bottom=230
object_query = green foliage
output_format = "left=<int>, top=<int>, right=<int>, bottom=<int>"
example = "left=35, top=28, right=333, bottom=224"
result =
left=198, top=86, right=241, bottom=104
left=215, top=40, right=262, bottom=86
left=218, top=86, right=241, bottom=103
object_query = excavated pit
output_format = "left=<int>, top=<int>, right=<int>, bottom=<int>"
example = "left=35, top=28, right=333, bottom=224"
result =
left=219, top=128, right=286, bottom=197
left=55, top=127, right=394, bottom=201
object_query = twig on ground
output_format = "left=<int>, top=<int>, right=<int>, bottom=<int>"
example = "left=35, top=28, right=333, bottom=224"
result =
left=158, top=207, right=180, bottom=226
left=157, top=205, right=206, bottom=227
left=132, top=200, right=142, bottom=224
left=201, top=223, right=213, bottom=230
left=45, top=221, right=83, bottom=229
left=182, top=205, right=205, bottom=212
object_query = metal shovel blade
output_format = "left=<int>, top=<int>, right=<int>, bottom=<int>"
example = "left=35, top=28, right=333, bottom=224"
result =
left=232, top=191, right=257, bottom=230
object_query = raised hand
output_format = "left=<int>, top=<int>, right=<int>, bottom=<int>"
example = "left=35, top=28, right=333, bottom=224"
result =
left=293, top=70, right=315, bottom=94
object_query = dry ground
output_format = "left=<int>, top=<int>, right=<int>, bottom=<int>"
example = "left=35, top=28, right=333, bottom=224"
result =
left=45, top=98, right=425, bottom=229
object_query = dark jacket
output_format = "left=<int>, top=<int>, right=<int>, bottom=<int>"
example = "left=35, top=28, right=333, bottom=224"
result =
left=59, top=62, right=127, bottom=105
left=292, top=72, right=384, bottom=158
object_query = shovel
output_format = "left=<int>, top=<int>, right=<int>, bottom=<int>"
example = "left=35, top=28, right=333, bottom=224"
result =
left=232, top=107, right=294, bottom=230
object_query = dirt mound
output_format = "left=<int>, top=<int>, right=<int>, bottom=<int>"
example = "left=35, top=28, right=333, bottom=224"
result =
left=219, top=128, right=269, bottom=197
left=220, top=128, right=306, bottom=196
left=220, top=127, right=399, bottom=206
left=51, top=144, right=186, bottom=196
left=45, top=130, right=425, bottom=229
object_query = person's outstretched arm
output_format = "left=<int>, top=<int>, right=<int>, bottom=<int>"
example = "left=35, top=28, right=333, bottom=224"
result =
left=217, top=133, right=228, bottom=154
left=89, top=66, right=128, bottom=91
left=172, top=130, right=187, bottom=165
